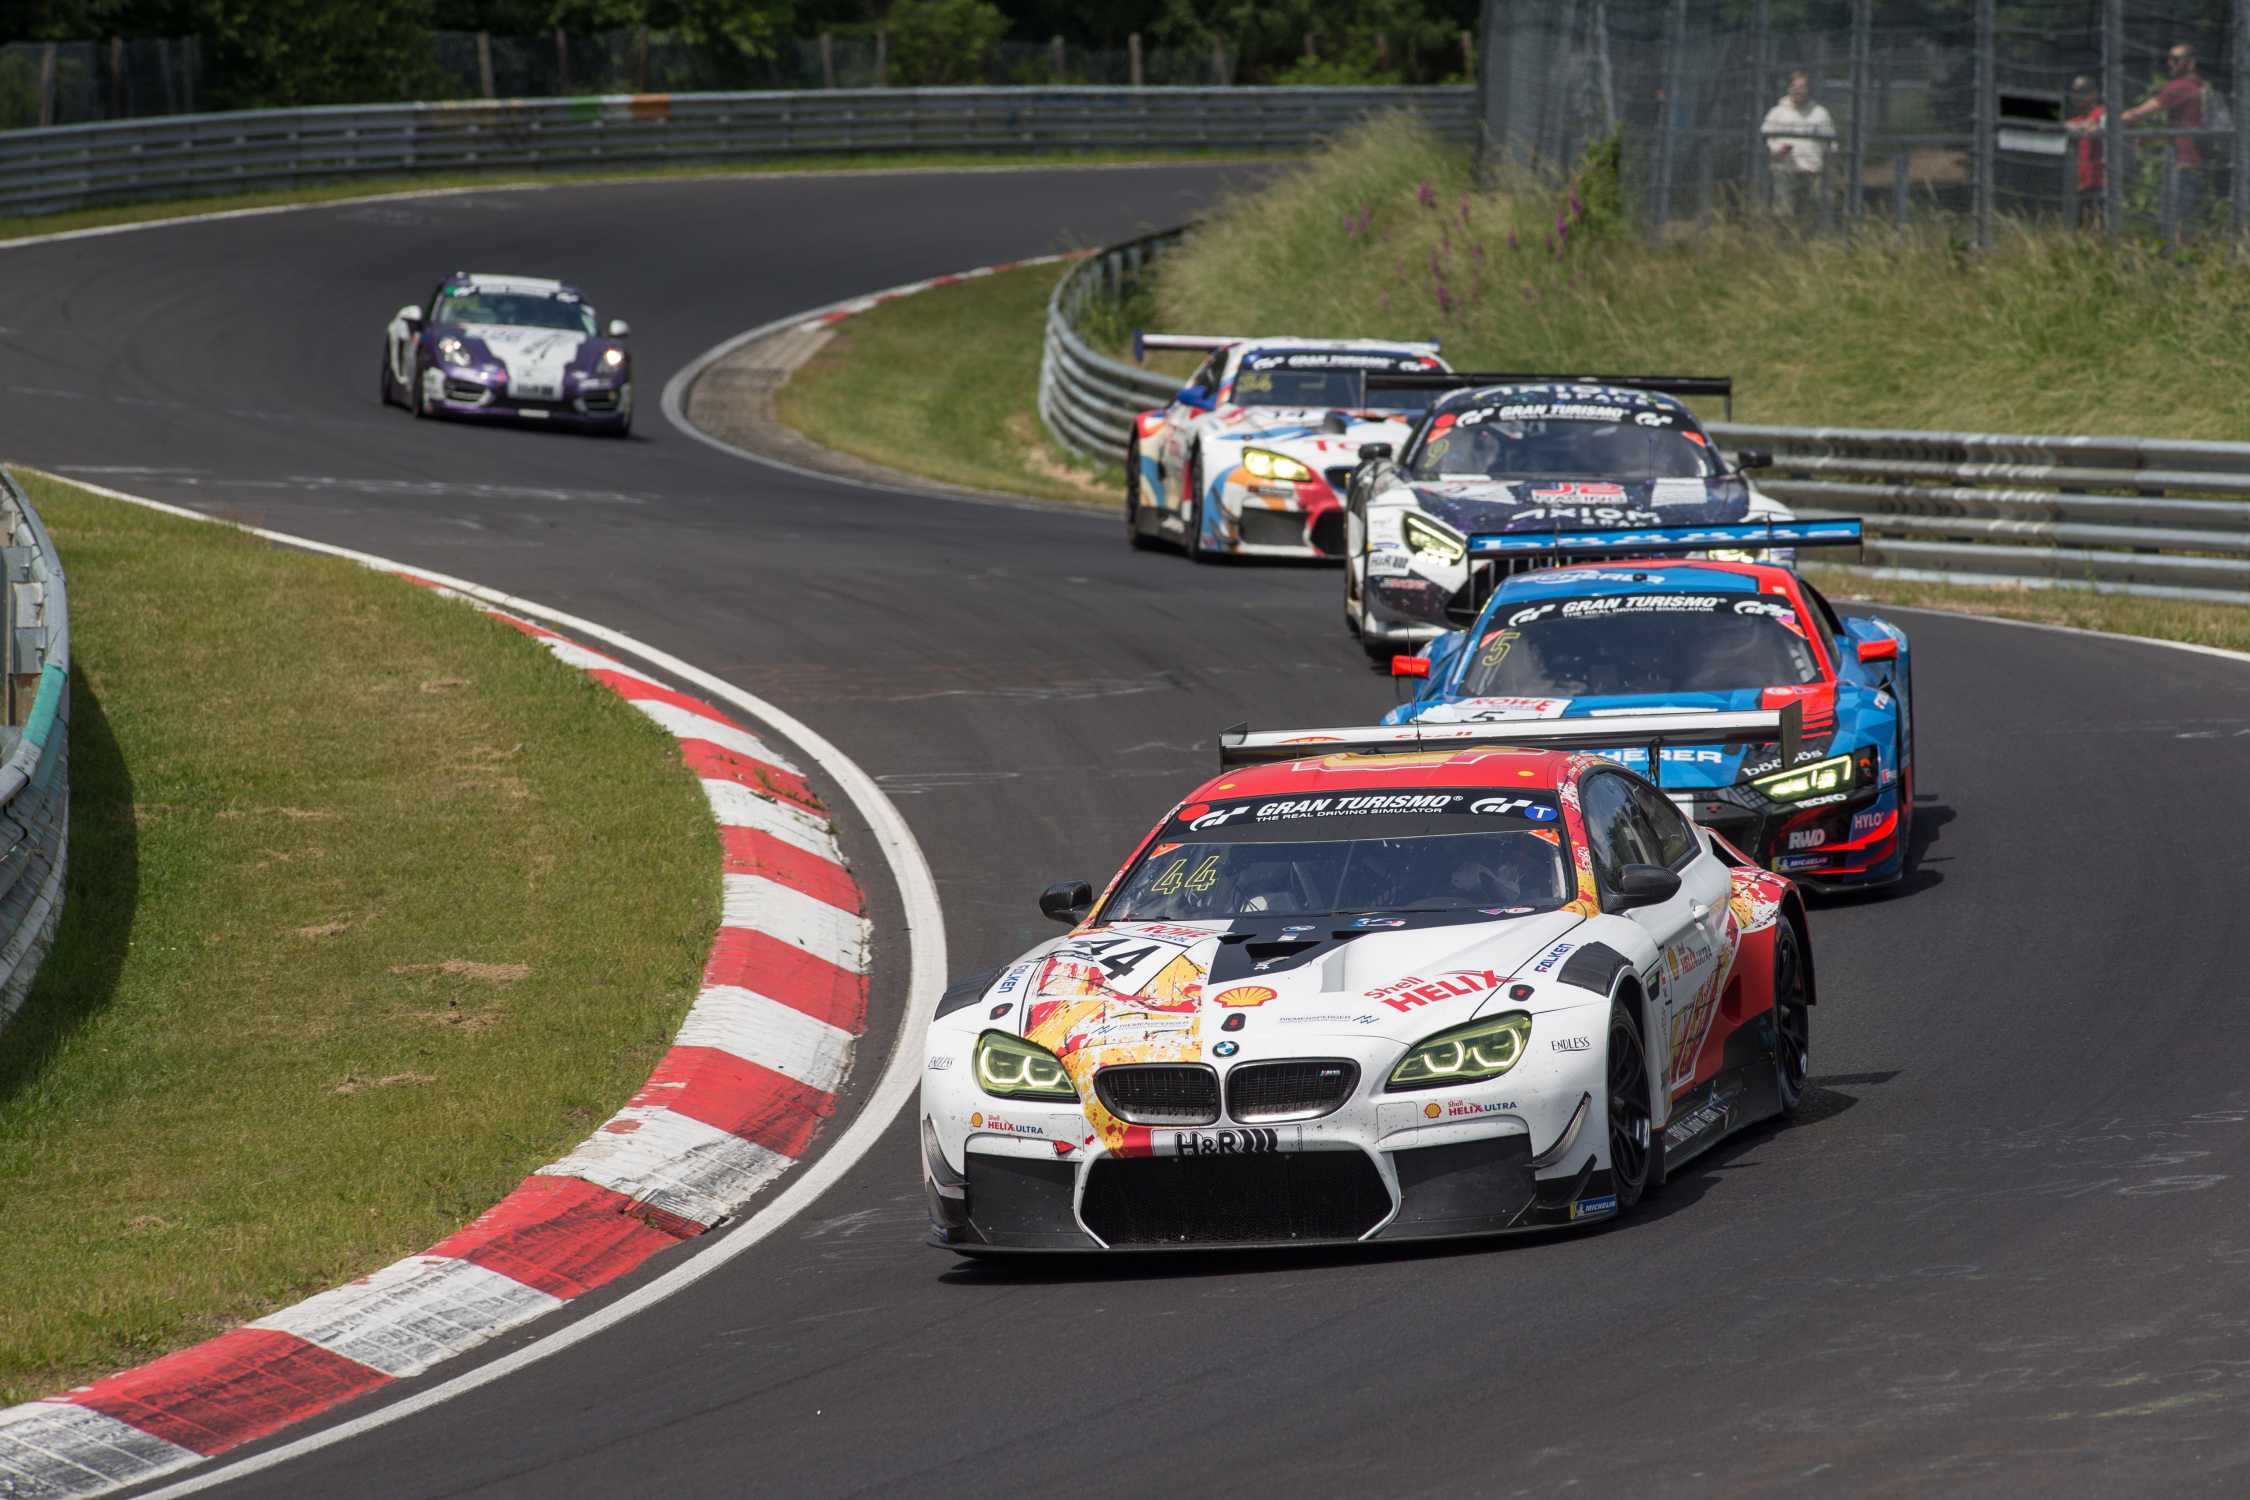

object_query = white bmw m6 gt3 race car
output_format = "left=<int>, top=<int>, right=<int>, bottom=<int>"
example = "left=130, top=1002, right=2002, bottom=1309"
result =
left=380, top=272, right=633, bottom=435
left=1125, top=334, right=1450, bottom=561
left=1343, top=373, right=1794, bottom=656
left=921, top=711, right=1819, bottom=1254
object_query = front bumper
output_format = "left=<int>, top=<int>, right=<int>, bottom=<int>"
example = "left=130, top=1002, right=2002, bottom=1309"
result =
left=1206, top=474, right=1346, bottom=558
left=422, top=368, right=631, bottom=426
left=922, top=1030, right=1614, bottom=1253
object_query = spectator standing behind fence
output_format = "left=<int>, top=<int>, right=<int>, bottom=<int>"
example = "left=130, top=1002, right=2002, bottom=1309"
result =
left=2063, top=75, right=2106, bottom=231
left=1762, top=71, right=1837, bottom=223
left=2119, top=43, right=2206, bottom=228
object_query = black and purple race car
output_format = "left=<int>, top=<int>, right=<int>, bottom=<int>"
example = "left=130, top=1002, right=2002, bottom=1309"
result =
left=380, top=272, right=633, bottom=435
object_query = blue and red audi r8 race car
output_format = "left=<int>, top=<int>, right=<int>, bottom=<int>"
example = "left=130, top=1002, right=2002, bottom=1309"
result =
left=380, top=272, right=633, bottom=435
left=1385, top=521, right=1916, bottom=891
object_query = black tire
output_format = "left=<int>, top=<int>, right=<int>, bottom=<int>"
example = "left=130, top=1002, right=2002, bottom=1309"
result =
left=1183, top=450, right=1209, bottom=563
left=1771, top=918, right=1811, bottom=1120
left=410, top=354, right=433, bottom=419
left=1606, top=996, right=1656, bottom=1213
left=1125, top=439, right=1157, bottom=550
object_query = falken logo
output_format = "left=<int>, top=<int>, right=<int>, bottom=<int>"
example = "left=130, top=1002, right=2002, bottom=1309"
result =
left=1531, top=941, right=1574, bottom=974
left=1469, top=796, right=1560, bottom=821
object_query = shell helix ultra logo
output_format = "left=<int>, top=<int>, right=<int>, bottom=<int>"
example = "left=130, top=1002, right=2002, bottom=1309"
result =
left=1423, top=1101, right=1442, bottom=1120
left=1212, top=985, right=1279, bottom=1008
left=969, top=1112, right=983, bottom=1128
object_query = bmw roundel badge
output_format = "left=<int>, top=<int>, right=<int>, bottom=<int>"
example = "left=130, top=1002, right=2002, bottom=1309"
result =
left=1213, top=1040, right=1239, bottom=1057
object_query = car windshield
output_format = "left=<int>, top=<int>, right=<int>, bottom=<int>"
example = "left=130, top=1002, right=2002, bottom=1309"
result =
left=1230, top=350, right=1439, bottom=411
left=435, top=289, right=596, bottom=336
left=1409, top=400, right=1717, bottom=480
left=1463, top=592, right=1824, bottom=696
left=1105, top=791, right=1570, bottom=922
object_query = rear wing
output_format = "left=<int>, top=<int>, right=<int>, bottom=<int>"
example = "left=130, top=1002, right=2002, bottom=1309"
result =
left=1218, top=704, right=1803, bottom=789
left=1133, top=331, right=1444, bottom=363
left=1467, top=518, right=1863, bottom=560
left=1367, top=370, right=1733, bottom=419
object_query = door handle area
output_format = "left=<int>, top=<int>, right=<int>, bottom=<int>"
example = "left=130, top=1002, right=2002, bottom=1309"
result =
left=1690, top=901, right=1711, bottom=919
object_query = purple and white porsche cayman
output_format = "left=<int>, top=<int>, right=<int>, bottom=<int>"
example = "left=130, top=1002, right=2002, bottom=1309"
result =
left=380, top=272, right=633, bottom=435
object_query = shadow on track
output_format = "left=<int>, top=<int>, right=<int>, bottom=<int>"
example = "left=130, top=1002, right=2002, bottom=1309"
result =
left=0, top=669, right=137, bottom=1109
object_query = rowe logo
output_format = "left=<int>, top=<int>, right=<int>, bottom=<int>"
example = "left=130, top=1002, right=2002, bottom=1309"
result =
left=1372, top=968, right=1503, bottom=1014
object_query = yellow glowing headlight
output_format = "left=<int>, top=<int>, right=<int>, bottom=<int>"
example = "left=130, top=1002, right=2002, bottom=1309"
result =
left=974, top=1030, right=1077, bottom=1101
left=1387, top=1012, right=1532, bottom=1091
left=1401, top=510, right=1467, bottom=564
left=1243, top=447, right=1314, bottom=483
left=1751, top=751, right=1855, bottom=802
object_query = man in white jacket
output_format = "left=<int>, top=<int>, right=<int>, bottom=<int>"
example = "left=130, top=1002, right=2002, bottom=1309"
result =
left=1762, top=70, right=1837, bottom=223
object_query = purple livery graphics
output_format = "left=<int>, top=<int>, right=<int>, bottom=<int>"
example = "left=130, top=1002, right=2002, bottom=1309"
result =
left=380, top=272, right=633, bottom=435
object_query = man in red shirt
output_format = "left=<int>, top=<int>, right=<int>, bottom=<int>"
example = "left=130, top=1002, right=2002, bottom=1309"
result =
left=2063, top=75, right=2105, bottom=231
left=2121, top=42, right=2206, bottom=229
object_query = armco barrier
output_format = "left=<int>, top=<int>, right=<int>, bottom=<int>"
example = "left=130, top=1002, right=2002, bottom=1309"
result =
left=0, top=86, right=1472, bottom=217
left=1039, top=230, right=2250, bottom=605
left=0, top=472, right=69, bottom=1039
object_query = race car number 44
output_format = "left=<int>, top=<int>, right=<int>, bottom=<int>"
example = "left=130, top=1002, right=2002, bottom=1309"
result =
left=1159, top=1126, right=1302, bottom=1157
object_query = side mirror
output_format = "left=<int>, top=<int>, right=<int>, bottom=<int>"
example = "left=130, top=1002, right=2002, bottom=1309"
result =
left=606, top=318, right=630, bottom=338
left=1856, top=637, right=1899, bottom=664
left=395, top=303, right=424, bottom=325
left=1038, top=880, right=1093, bottom=925
left=1176, top=384, right=1213, bottom=411
left=1735, top=448, right=1773, bottom=471
left=1358, top=442, right=1394, bottom=463
left=1390, top=655, right=1429, bottom=679
left=1608, top=863, right=1682, bottom=913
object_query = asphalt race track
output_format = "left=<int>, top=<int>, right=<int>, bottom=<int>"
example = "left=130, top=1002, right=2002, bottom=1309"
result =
left=8, top=166, right=2250, bottom=1498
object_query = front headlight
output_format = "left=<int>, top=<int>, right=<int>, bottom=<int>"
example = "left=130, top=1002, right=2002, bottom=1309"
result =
left=437, top=336, right=472, bottom=368
left=1751, top=747, right=1868, bottom=802
left=1400, top=511, right=1467, bottom=564
left=974, top=1030, right=1077, bottom=1101
left=1243, top=447, right=1314, bottom=483
left=1387, top=1012, right=1532, bottom=1091
left=600, top=347, right=626, bottom=370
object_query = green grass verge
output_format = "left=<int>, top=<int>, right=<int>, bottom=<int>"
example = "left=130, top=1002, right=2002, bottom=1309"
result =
left=0, top=471, right=718, bottom=1403
left=773, top=258, right=1119, bottom=505
left=0, top=148, right=1272, bottom=245
left=1150, top=114, right=2250, bottom=439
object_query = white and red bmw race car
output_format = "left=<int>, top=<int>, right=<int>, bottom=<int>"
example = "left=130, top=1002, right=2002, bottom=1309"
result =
left=921, top=711, right=1820, bottom=1254
left=1126, top=334, right=1449, bottom=561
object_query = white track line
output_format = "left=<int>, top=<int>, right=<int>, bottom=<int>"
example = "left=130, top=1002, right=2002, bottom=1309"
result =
left=14, top=470, right=945, bottom=1499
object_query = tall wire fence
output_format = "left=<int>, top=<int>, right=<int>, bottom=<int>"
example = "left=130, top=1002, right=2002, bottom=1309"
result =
left=1477, top=0, right=2250, bottom=246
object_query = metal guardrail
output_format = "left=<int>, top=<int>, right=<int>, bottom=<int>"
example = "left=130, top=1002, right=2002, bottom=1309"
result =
left=0, top=85, right=1474, bottom=217
left=1038, top=228, right=2250, bottom=606
left=0, top=473, right=70, bottom=1040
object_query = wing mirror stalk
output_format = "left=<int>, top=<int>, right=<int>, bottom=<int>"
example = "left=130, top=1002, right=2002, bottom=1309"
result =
left=1039, top=880, right=1093, bottom=925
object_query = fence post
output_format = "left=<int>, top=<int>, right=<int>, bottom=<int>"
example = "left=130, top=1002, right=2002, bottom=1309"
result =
left=36, top=42, right=55, bottom=127
left=157, top=35, right=177, bottom=114
left=2102, top=0, right=2123, bottom=243
left=1847, top=0, right=1870, bottom=225
left=476, top=32, right=495, bottom=99
left=1750, top=0, right=1771, bottom=213
left=876, top=28, right=888, bottom=87
left=108, top=36, right=123, bottom=118
left=636, top=26, right=649, bottom=92
left=1460, top=29, right=1474, bottom=81
left=1129, top=33, right=1143, bottom=87
left=1973, top=0, right=1995, bottom=249
left=2235, top=0, right=2249, bottom=239
left=1212, top=39, right=1227, bottom=86
left=554, top=28, right=569, bottom=93
left=1893, top=149, right=1909, bottom=225
left=1648, top=0, right=1687, bottom=243
left=820, top=33, right=835, bottom=89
